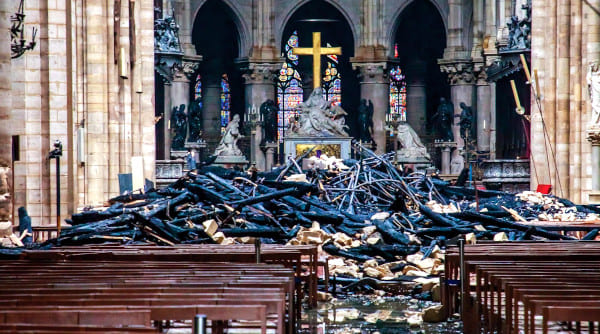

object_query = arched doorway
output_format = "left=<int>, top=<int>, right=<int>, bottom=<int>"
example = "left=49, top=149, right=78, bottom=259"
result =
left=391, top=0, right=448, bottom=150
left=192, top=0, right=243, bottom=151
left=278, top=0, right=359, bottom=153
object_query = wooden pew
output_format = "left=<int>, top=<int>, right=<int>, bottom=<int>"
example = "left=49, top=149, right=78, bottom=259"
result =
left=445, top=242, right=600, bottom=334
left=0, top=253, right=295, bottom=334
left=0, top=310, right=151, bottom=327
left=443, top=242, right=600, bottom=332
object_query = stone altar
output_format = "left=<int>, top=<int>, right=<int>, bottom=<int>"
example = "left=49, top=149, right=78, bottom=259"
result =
left=155, top=160, right=185, bottom=189
left=481, top=159, right=530, bottom=193
left=284, top=136, right=352, bottom=160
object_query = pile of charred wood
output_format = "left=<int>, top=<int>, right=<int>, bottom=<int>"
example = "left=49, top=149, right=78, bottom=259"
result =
left=47, top=145, right=600, bottom=246
left=5, top=143, right=600, bottom=287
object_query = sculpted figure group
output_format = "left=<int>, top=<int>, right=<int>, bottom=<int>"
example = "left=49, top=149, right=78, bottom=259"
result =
left=289, top=88, right=349, bottom=137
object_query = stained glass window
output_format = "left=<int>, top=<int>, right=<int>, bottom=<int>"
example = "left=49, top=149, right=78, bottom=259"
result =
left=220, top=74, right=230, bottom=135
left=322, top=56, right=341, bottom=107
left=389, top=65, right=407, bottom=121
left=277, top=31, right=303, bottom=142
left=194, top=74, right=202, bottom=100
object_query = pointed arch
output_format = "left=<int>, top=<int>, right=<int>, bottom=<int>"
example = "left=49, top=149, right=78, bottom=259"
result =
left=276, top=0, right=358, bottom=56
left=191, top=0, right=250, bottom=57
left=386, top=0, right=448, bottom=58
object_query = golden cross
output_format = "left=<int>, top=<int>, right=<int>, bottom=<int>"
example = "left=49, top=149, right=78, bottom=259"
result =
left=293, top=32, right=342, bottom=89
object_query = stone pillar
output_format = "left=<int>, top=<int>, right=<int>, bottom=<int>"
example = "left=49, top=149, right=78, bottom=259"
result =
left=169, top=58, right=200, bottom=157
left=241, top=62, right=278, bottom=171
left=0, top=2, right=12, bottom=223
left=439, top=61, right=476, bottom=150
left=169, top=72, right=189, bottom=157
left=489, top=82, right=497, bottom=159
left=175, top=0, right=194, bottom=55
left=202, top=75, right=223, bottom=151
left=475, top=66, right=491, bottom=151
left=443, top=0, right=470, bottom=60
left=162, top=84, right=172, bottom=158
left=435, top=142, right=456, bottom=174
left=354, top=62, right=389, bottom=154
left=405, top=60, right=427, bottom=136
left=86, top=0, right=110, bottom=206
left=588, top=131, right=600, bottom=202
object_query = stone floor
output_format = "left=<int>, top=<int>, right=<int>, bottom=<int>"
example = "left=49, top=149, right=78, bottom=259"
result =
left=164, top=295, right=463, bottom=333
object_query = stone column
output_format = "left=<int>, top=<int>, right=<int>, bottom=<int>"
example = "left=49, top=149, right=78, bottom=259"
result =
left=404, top=60, right=427, bottom=136
left=162, top=84, right=172, bottom=158
left=435, top=142, right=456, bottom=174
left=443, top=0, right=470, bottom=60
left=202, top=75, right=223, bottom=151
left=354, top=62, right=389, bottom=154
left=175, top=0, right=194, bottom=55
left=169, top=58, right=200, bottom=157
left=86, top=0, right=110, bottom=206
left=489, top=82, right=497, bottom=159
left=588, top=131, right=600, bottom=202
left=439, top=61, right=476, bottom=151
left=241, top=62, right=278, bottom=171
left=0, top=2, right=12, bottom=223
left=475, top=65, right=491, bottom=151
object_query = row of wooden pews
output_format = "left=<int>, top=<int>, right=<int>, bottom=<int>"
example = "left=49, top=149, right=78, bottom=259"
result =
left=0, top=243, right=320, bottom=334
left=443, top=241, right=600, bottom=334
left=22, top=243, right=321, bottom=308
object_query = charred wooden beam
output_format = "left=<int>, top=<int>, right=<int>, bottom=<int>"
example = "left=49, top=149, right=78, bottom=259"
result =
left=452, top=211, right=576, bottom=240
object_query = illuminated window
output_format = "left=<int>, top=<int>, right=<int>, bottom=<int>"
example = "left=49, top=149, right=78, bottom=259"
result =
left=322, top=50, right=341, bottom=106
left=277, top=31, right=303, bottom=142
left=220, top=74, right=230, bottom=135
left=389, top=65, right=407, bottom=121
left=194, top=74, right=202, bottom=100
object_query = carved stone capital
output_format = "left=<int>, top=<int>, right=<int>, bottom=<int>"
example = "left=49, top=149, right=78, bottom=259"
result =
left=172, top=57, right=201, bottom=82
left=587, top=128, right=600, bottom=144
left=352, top=62, right=388, bottom=83
left=240, top=62, right=279, bottom=85
left=438, top=59, right=475, bottom=85
left=473, top=62, right=489, bottom=85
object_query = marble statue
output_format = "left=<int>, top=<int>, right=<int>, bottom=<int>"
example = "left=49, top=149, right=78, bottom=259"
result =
left=188, top=97, right=203, bottom=143
left=587, top=62, right=600, bottom=127
left=290, top=88, right=349, bottom=137
left=260, top=99, right=279, bottom=144
left=396, top=122, right=430, bottom=160
left=357, top=99, right=374, bottom=143
left=432, top=97, right=454, bottom=142
left=458, top=102, right=473, bottom=141
left=170, top=104, right=187, bottom=150
left=215, top=114, right=243, bottom=156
